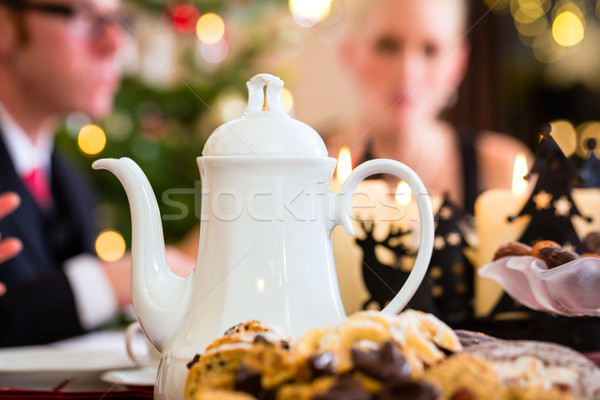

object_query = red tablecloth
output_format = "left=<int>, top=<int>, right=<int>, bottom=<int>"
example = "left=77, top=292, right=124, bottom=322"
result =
left=0, top=387, right=153, bottom=400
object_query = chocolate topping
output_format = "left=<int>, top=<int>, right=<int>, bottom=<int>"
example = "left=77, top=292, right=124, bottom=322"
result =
left=254, top=334, right=271, bottom=345
left=224, top=322, right=243, bottom=336
left=352, top=341, right=412, bottom=381
left=186, top=353, right=201, bottom=369
left=450, top=388, right=476, bottom=400
left=234, top=364, right=262, bottom=397
left=309, top=352, right=336, bottom=377
left=312, top=375, right=372, bottom=400
left=378, top=378, right=439, bottom=400
left=454, top=330, right=499, bottom=348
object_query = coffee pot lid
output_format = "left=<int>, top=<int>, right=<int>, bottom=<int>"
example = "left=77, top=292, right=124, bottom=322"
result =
left=202, top=74, right=328, bottom=157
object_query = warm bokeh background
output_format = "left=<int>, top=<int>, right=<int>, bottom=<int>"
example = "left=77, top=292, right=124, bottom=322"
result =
left=54, top=0, right=600, bottom=259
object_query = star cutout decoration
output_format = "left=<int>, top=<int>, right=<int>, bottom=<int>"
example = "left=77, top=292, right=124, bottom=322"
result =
left=446, top=232, right=461, bottom=247
left=553, top=196, right=572, bottom=217
left=533, top=190, right=553, bottom=210
left=439, top=206, right=453, bottom=220
left=563, top=242, right=575, bottom=252
left=434, top=235, right=445, bottom=250
left=429, top=266, right=442, bottom=279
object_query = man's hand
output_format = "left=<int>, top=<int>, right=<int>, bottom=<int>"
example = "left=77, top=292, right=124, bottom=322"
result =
left=101, top=246, right=196, bottom=307
left=0, top=192, right=22, bottom=296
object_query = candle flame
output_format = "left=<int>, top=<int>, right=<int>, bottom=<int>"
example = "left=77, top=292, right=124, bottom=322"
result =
left=512, top=153, right=528, bottom=195
left=336, top=147, right=352, bottom=182
left=395, top=181, right=412, bottom=206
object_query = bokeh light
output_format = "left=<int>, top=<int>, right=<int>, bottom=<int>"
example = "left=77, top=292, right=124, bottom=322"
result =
left=289, top=0, right=332, bottom=27
left=550, top=120, right=577, bottom=156
left=484, top=0, right=510, bottom=11
left=196, top=13, right=225, bottom=44
left=65, top=112, right=91, bottom=138
left=199, top=38, right=229, bottom=63
left=77, top=124, right=106, bottom=155
left=215, top=89, right=246, bottom=121
left=511, top=0, right=546, bottom=24
left=395, top=181, right=412, bottom=206
left=172, top=5, right=200, bottom=34
left=577, top=122, right=600, bottom=158
left=336, top=147, right=352, bottom=182
left=95, top=230, right=126, bottom=262
left=532, top=30, right=566, bottom=63
left=516, top=17, right=548, bottom=37
left=552, top=11, right=584, bottom=46
left=281, top=88, right=294, bottom=113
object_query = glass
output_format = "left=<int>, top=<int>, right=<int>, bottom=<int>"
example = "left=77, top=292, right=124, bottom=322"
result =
left=0, top=0, right=127, bottom=40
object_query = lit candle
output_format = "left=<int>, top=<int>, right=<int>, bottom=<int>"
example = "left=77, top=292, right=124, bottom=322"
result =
left=331, top=150, right=438, bottom=314
left=474, top=154, right=530, bottom=316
left=331, top=148, right=389, bottom=314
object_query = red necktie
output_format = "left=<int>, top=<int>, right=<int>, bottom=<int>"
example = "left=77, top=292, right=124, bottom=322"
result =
left=22, top=168, right=52, bottom=209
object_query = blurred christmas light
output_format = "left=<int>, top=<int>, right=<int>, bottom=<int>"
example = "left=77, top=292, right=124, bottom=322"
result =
left=549, top=120, right=577, bottom=156
left=172, top=5, right=200, bottom=34
left=77, top=124, right=106, bottom=155
left=95, top=230, right=126, bottom=262
left=65, top=112, right=91, bottom=138
left=281, top=87, right=294, bottom=113
left=511, top=0, right=546, bottom=24
left=552, top=11, right=584, bottom=46
left=289, top=0, right=332, bottom=27
left=484, top=0, right=510, bottom=11
left=196, top=13, right=225, bottom=44
left=104, top=111, right=133, bottom=141
left=577, top=122, right=600, bottom=158
left=532, top=29, right=566, bottom=62
left=199, top=38, right=228, bottom=63
left=395, top=181, right=412, bottom=206
left=516, top=16, right=548, bottom=36
left=215, top=90, right=246, bottom=121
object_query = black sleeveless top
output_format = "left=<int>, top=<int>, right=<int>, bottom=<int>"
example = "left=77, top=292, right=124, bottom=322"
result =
left=361, top=125, right=479, bottom=213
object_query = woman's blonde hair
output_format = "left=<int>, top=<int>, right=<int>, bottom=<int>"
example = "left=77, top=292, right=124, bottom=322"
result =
left=341, top=0, right=469, bottom=37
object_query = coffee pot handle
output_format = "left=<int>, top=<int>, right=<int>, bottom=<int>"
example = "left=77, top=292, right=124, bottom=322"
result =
left=334, top=159, right=435, bottom=314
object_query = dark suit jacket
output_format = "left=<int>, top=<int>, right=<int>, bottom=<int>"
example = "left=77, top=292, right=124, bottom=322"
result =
left=0, top=132, right=98, bottom=347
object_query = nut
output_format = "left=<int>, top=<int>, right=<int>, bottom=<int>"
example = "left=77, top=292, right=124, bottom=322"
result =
left=583, top=232, right=600, bottom=255
left=493, top=242, right=533, bottom=261
left=531, top=240, right=561, bottom=258
left=537, top=245, right=579, bottom=268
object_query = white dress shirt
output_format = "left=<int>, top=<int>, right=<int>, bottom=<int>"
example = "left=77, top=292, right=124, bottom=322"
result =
left=0, top=103, right=118, bottom=330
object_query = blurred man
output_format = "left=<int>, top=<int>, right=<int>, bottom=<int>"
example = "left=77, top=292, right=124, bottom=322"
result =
left=0, top=0, right=131, bottom=346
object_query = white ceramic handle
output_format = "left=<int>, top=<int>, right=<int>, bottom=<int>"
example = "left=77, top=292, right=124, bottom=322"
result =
left=243, top=73, right=288, bottom=117
left=125, top=321, right=144, bottom=364
left=335, top=159, right=434, bottom=315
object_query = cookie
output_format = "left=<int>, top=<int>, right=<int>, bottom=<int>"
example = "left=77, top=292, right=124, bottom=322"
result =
left=423, top=355, right=508, bottom=400
left=462, top=340, right=600, bottom=399
left=493, top=242, right=533, bottom=261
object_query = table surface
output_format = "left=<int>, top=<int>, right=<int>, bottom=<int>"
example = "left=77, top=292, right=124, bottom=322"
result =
left=0, top=330, right=156, bottom=393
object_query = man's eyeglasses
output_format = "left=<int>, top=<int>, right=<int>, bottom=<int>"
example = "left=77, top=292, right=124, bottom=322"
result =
left=0, top=0, right=128, bottom=40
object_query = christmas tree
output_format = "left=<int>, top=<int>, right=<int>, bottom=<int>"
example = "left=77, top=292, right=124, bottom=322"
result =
left=55, top=0, right=293, bottom=245
left=508, top=124, right=591, bottom=252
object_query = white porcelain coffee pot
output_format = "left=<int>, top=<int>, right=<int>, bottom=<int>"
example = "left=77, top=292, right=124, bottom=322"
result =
left=93, top=74, right=434, bottom=399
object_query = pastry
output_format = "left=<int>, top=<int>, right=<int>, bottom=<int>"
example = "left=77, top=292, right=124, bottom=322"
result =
left=462, top=340, right=600, bottom=400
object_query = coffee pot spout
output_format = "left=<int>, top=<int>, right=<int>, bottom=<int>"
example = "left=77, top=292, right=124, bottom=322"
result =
left=93, top=158, right=192, bottom=352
